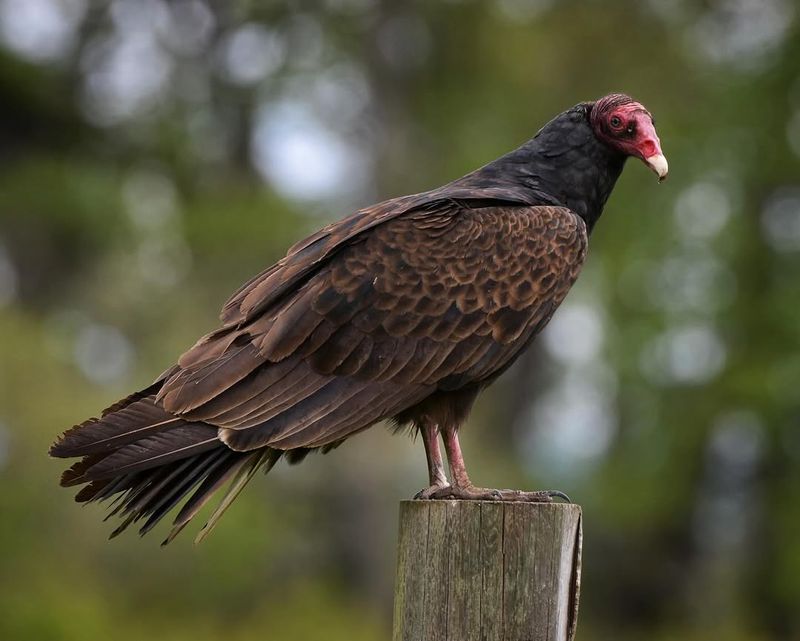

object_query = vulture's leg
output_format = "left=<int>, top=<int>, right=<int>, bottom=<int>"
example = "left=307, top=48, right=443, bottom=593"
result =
left=413, top=418, right=450, bottom=499
left=431, top=423, right=569, bottom=503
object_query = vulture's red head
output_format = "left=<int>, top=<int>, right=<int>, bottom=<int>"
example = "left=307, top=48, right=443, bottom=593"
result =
left=590, top=93, right=668, bottom=182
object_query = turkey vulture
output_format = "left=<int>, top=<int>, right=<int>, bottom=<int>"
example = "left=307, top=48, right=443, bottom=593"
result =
left=50, top=93, right=667, bottom=544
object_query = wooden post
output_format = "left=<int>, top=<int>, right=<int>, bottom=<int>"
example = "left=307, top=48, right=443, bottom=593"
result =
left=392, top=500, right=582, bottom=641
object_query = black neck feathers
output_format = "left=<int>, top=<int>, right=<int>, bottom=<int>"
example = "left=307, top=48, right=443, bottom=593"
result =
left=445, top=103, right=627, bottom=232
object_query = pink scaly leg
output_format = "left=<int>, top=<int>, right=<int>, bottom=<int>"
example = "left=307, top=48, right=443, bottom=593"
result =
left=413, top=417, right=450, bottom=499
left=428, top=423, right=570, bottom=503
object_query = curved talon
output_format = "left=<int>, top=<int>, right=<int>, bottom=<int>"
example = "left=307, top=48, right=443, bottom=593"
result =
left=497, top=489, right=572, bottom=503
left=417, top=484, right=574, bottom=503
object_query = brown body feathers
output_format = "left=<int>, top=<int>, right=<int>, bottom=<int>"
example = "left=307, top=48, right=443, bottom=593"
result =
left=49, top=94, right=663, bottom=542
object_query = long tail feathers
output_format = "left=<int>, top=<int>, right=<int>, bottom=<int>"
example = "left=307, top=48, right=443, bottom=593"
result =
left=51, top=389, right=283, bottom=544
left=191, top=448, right=278, bottom=546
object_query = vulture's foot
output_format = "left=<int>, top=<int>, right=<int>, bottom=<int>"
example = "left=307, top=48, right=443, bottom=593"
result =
left=427, top=485, right=571, bottom=503
left=414, top=482, right=451, bottom=500
left=492, top=488, right=572, bottom=503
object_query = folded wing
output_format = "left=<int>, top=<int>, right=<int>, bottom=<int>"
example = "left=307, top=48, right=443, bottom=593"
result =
left=158, top=204, right=588, bottom=451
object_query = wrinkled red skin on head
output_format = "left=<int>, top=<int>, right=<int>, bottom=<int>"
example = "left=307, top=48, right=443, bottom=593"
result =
left=591, top=98, right=664, bottom=162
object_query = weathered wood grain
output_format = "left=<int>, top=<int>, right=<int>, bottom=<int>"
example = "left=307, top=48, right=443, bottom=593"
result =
left=392, top=500, right=582, bottom=641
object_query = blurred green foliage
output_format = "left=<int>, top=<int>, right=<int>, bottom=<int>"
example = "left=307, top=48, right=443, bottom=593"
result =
left=1, top=1, right=799, bottom=640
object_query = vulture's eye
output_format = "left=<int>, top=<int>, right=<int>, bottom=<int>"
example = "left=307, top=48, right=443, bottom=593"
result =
left=610, top=116, right=622, bottom=128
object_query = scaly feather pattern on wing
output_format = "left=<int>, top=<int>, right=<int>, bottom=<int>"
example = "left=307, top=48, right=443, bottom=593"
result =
left=156, top=204, right=587, bottom=452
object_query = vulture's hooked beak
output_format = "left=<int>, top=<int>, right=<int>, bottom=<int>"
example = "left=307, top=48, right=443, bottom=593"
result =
left=645, top=153, right=669, bottom=182
left=630, top=112, right=668, bottom=182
